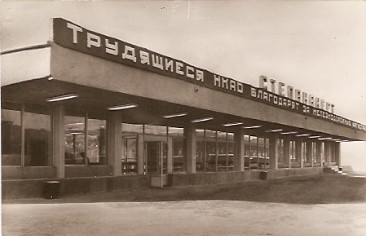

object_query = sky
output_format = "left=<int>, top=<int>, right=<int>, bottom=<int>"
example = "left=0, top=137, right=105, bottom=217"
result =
left=1, top=0, right=366, bottom=171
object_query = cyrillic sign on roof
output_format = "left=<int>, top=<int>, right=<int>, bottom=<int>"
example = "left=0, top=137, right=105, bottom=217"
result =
left=52, top=18, right=366, bottom=133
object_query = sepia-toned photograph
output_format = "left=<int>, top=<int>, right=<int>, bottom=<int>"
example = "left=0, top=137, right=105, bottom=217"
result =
left=1, top=1, right=366, bottom=235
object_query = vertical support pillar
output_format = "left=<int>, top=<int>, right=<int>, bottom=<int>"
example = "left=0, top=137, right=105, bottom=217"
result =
left=335, top=142, right=341, bottom=166
left=316, top=141, right=322, bottom=167
left=295, top=138, right=303, bottom=168
left=307, top=140, right=313, bottom=167
left=84, top=113, right=88, bottom=165
left=137, top=134, right=144, bottom=175
left=234, top=129, right=244, bottom=171
left=20, top=104, right=25, bottom=167
left=284, top=137, right=290, bottom=168
left=52, top=104, right=65, bottom=178
left=324, top=141, right=330, bottom=166
left=184, top=124, right=196, bottom=173
left=107, top=112, right=122, bottom=176
left=167, top=137, right=173, bottom=174
left=328, top=141, right=333, bottom=164
left=269, top=134, right=279, bottom=169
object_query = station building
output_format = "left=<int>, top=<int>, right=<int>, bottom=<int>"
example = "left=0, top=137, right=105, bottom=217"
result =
left=2, top=18, right=366, bottom=198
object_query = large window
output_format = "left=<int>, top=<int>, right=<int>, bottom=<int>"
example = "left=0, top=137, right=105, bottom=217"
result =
left=87, top=118, right=106, bottom=164
left=244, top=135, right=250, bottom=169
left=65, top=115, right=85, bottom=165
left=257, top=137, right=267, bottom=169
left=205, top=130, right=216, bottom=172
left=313, top=142, right=321, bottom=166
left=65, top=113, right=106, bottom=165
left=278, top=138, right=289, bottom=168
left=169, top=127, right=185, bottom=173
left=227, top=133, right=235, bottom=171
left=304, top=141, right=312, bottom=167
left=121, top=123, right=143, bottom=174
left=291, top=140, right=301, bottom=168
left=1, top=104, right=21, bottom=166
left=217, top=131, right=227, bottom=171
left=196, top=129, right=205, bottom=172
left=1, top=103, right=51, bottom=166
left=24, top=105, right=51, bottom=166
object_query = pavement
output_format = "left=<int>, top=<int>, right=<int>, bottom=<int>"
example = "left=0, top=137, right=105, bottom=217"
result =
left=2, top=174, right=366, bottom=236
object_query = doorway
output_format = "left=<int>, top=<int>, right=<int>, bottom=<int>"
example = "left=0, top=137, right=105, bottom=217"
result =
left=145, top=141, right=167, bottom=175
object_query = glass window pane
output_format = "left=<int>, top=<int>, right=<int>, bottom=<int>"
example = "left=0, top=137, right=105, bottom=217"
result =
left=217, top=131, right=227, bottom=172
left=227, top=142, right=235, bottom=171
left=87, top=118, right=106, bottom=165
left=250, top=136, right=258, bottom=169
left=24, top=105, right=51, bottom=166
left=169, top=127, right=185, bottom=173
left=65, top=115, right=85, bottom=165
left=205, top=130, right=216, bottom=172
left=196, top=129, right=205, bottom=172
left=121, top=123, right=143, bottom=174
left=291, top=140, right=300, bottom=168
left=1, top=108, right=21, bottom=166
left=257, top=138, right=265, bottom=169
left=122, top=137, right=138, bottom=174
left=244, top=135, right=250, bottom=169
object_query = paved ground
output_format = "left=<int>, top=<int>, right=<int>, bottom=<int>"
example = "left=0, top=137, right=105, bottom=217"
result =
left=2, top=174, right=366, bottom=236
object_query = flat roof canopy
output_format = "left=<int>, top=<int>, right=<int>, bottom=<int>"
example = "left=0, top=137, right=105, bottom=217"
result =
left=2, top=77, right=364, bottom=141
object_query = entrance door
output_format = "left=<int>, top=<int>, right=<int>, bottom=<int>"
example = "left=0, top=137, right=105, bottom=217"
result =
left=146, top=141, right=167, bottom=175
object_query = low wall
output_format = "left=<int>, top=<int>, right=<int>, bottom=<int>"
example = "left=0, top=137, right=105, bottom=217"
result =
left=170, top=171, right=261, bottom=186
left=267, top=167, right=324, bottom=179
left=65, top=165, right=113, bottom=178
left=2, top=168, right=325, bottom=199
left=1, top=166, right=57, bottom=180
left=2, top=175, right=149, bottom=199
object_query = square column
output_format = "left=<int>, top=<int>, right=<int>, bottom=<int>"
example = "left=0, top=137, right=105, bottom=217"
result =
left=269, top=134, right=279, bottom=169
left=52, top=104, right=65, bottom=178
left=324, top=141, right=331, bottom=166
left=137, top=134, right=144, bottom=175
left=283, top=138, right=290, bottom=168
left=184, top=124, right=196, bottom=173
left=335, top=142, right=341, bottom=166
left=234, top=129, right=244, bottom=171
left=107, top=112, right=122, bottom=176
left=295, top=138, right=303, bottom=168
left=167, top=137, right=173, bottom=174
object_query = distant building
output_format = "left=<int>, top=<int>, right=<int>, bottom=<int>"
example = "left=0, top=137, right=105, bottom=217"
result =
left=2, top=18, right=366, bottom=198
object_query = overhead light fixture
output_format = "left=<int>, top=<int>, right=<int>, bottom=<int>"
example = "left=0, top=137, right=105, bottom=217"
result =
left=265, top=129, right=283, bottom=133
left=108, top=104, right=138, bottom=111
left=309, top=135, right=321, bottom=139
left=191, top=117, right=213, bottom=123
left=296, top=134, right=311, bottom=137
left=46, top=93, right=78, bottom=102
left=341, top=140, right=349, bottom=142
left=281, top=131, right=298, bottom=135
left=163, top=113, right=187, bottom=119
left=223, top=122, right=243, bottom=127
left=243, top=125, right=261, bottom=129
left=67, top=122, right=84, bottom=126
left=319, top=137, right=332, bottom=141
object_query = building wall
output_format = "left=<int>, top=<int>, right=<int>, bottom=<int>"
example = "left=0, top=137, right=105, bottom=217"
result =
left=50, top=43, right=365, bottom=140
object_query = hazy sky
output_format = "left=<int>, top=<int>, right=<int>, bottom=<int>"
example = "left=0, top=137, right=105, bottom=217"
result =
left=1, top=1, right=366, bottom=170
